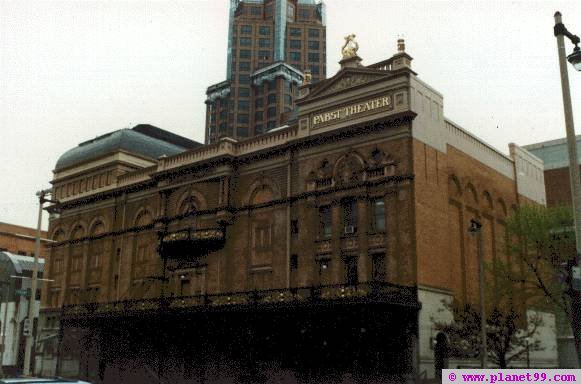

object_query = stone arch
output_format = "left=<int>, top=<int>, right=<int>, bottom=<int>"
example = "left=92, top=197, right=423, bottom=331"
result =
left=68, top=222, right=86, bottom=240
left=448, top=175, right=462, bottom=198
left=482, top=191, right=494, bottom=211
left=176, top=188, right=207, bottom=215
left=88, top=216, right=107, bottom=236
left=133, top=207, right=154, bottom=227
left=50, top=227, right=67, bottom=242
left=245, top=175, right=282, bottom=206
left=333, top=150, right=366, bottom=185
left=464, top=183, right=478, bottom=206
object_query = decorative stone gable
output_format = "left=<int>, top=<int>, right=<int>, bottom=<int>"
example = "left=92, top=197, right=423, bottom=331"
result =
left=311, top=70, right=388, bottom=99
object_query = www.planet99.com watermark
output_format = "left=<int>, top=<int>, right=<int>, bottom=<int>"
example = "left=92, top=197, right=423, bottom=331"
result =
left=443, top=369, right=580, bottom=384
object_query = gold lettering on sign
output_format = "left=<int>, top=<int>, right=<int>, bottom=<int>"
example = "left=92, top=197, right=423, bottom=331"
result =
left=312, top=95, right=391, bottom=126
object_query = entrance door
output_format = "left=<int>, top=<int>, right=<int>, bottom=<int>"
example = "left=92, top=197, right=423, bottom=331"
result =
left=345, top=256, right=358, bottom=286
left=371, top=253, right=386, bottom=282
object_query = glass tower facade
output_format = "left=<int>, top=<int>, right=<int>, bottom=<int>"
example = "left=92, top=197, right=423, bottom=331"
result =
left=205, top=0, right=326, bottom=144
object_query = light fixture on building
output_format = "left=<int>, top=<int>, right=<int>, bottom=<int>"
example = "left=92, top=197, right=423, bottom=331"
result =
left=568, top=46, right=581, bottom=71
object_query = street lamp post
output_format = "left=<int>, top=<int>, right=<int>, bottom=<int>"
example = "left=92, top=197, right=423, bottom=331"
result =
left=469, top=218, right=487, bottom=368
left=0, top=284, right=8, bottom=378
left=22, top=189, right=56, bottom=377
left=554, top=11, right=581, bottom=364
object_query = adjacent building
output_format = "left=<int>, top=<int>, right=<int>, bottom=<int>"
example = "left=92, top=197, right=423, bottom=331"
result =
left=34, top=32, right=560, bottom=382
left=0, top=222, right=49, bottom=258
left=523, top=137, right=581, bottom=368
left=205, top=0, right=326, bottom=143
left=0, top=252, right=44, bottom=376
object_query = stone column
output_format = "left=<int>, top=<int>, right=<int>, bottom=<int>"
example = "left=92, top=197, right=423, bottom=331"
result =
left=357, top=198, right=369, bottom=283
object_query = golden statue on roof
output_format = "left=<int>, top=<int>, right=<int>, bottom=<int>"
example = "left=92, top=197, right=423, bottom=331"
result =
left=341, top=33, right=359, bottom=59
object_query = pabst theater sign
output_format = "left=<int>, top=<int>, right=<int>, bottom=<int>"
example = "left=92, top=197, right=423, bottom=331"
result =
left=312, top=95, right=392, bottom=127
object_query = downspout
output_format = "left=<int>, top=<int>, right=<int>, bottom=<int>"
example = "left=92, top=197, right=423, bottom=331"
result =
left=286, top=151, right=292, bottom=288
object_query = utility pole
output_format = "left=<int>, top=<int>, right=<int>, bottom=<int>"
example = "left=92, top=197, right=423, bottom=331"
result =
left=469, top=218, right=487, bottom=368
left=22, top=189, right=55, bottom=376
left=0, top=284, right=8, bottom=378
left=554, top=11, right=581, bottom=364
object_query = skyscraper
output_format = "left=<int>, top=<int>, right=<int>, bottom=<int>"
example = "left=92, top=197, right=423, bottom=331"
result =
left=205, top=0, right=326, bottom=144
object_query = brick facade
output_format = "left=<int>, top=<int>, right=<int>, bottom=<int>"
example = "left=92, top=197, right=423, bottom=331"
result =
left=36, top=43, right=555, bottom=381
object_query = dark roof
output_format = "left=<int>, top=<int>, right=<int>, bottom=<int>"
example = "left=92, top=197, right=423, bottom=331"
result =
left=55, top=125, right=202, bottom=171
left=0, top=251, right=45, bottom=274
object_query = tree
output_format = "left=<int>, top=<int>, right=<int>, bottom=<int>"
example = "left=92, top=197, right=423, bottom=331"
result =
left=433, top=297, right=543, bottom=368
left=505, top=204, right=581, bottom=366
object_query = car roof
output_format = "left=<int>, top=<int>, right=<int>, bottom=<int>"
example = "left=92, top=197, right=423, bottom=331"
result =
left=0, top=379, right=90, bottom=384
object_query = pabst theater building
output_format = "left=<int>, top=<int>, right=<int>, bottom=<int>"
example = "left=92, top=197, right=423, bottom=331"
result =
left=35, top=2, right=558, bottom=383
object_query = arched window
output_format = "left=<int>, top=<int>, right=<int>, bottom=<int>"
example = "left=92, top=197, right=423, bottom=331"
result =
left=131, top=210, right=155, bottom=291
left=88, top=221, right=105, bottom=271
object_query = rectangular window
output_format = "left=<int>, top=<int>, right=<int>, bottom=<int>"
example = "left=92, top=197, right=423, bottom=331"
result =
left=239, top=87, right=249, bottom=97
left=50, top=289, right=60, bottom=308
left=238, top=100, right=249, bottom=110
left=239, top=49, right=251, bottom=58
left=237, top=114, right=249, bottom=123
left=90, top=251, right=101, bottom=269
left=255, top=98, right=263, bottom=108
left=267, top=93, right=276, bottom=103
left=319, top=206, right=332, bottom=238
left=308, top=52, right=319, bottom=63
left=290, top=28, right=301, bottom=37
left=53, top=258, right=63, bottom=274
left=267, top=120, right=276, bottom=129
left=251, top=7, right=261, bottom=16
left=290, top=254, right=298, bottom=270
left=299, top=8, right=311, bottom=20
left=239, top=74, right=250, bottom=84
left=258, top=50, right=270, bottom=60
left=259, top=38, right=270, bottom=47
left=310, top=65, right=320, bottom=74
left=180, top=278, right=191, bottom=296
left=308, top=40, right=319, bottom=50
left=259, top=26, right=270, bottom=35
left=290, top=39, right=301, bottom=49
left=267, top=106, right=277, bottom=118
left=71, top=255, right=82, bottom=272
left=284, top=94, right=292, bottom=106
left=237, top=126, right=249, bottom=137
left=318, top=259, right=330, bottom=285
left=371, top=199, right=386, bottom=232
left=345, top=256, right=358, bottom=286
left=239, top=61, right=250, bottom=71
left=371, top=253, right=386, bottom=282
left=254, top=224, right=272, bottom=250
left=240, top=25, right=252, bottom=34
left=342, top=199, right=357, bottom=234
left=290, top=52, right=301, bottom=61
left=291, top=219, right=299, bottom=236
left=254, top=111, right=263, bottom=121
left=308, top=28, right=320, bottom=38
left=239, top=37, right=252, bottom=46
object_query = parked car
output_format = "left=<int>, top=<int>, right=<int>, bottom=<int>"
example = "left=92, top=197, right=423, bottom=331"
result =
left=0, top=378, right=92, bottom=384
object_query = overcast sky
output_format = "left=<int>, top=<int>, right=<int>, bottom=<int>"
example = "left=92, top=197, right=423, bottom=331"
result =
left=1, top=0, right=580, bottom=230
